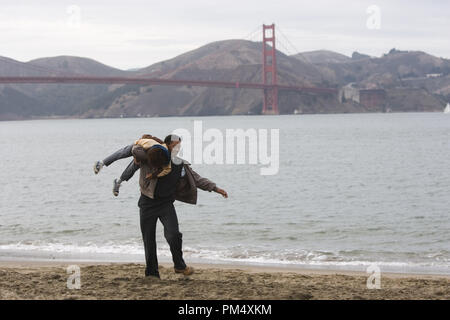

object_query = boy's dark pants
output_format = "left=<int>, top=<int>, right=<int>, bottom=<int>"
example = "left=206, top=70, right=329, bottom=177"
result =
left=138, top=195, right=187, bottom=278
left=102, top=144, right=139, bottom=181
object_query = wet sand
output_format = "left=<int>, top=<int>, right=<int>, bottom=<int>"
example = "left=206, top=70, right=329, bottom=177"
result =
left=0, top=261, right=448, bottom=300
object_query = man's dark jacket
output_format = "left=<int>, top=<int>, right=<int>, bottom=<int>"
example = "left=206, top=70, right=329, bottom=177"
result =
left=132, top=145, right=216, bottom=204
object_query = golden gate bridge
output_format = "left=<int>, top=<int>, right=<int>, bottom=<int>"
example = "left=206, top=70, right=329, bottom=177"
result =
left=0, top=24, right=337, bottom=115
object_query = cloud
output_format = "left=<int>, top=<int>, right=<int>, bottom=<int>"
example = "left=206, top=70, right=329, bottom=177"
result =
left=0, top=0, right=448, bottom=69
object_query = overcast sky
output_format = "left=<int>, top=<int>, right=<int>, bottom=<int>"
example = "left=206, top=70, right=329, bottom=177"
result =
left=0, top=0, right=449, bottom=70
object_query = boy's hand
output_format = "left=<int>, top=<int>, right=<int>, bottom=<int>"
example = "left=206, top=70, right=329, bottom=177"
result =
left=213, top=187, right=228, bottom=198
left=145, top=172, right=154, bottom=180
left=145, top=168, right=162, bottom=180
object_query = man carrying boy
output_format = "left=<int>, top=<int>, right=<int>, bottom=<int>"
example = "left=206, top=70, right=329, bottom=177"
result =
left=94, top=134, right=228, bottom=279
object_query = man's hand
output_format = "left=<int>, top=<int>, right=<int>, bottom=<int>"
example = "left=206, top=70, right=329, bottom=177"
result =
left=213, top=187, right=228, bottom=198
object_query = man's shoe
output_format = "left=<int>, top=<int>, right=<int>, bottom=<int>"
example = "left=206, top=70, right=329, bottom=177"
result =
left=94, top=161, right=104, bottom=174
left=174, top=266, right=194, bottom=276
left=144, top=275, right=161, bottom=281
left=113, top=179, right=121, bottom=196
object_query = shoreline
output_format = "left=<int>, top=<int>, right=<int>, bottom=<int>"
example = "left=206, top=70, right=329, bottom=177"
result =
left=0, top=111, right=445, bottom=122
left=0, top=260, right=448, bottom=299
left=0, top=259, right=449, bottom=280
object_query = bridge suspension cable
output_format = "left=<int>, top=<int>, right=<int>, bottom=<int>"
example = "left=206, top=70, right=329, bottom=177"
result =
left=276, top=26, right=301, bottom=56
left=275, top=37, right=294, bottom=56
left=242, top=25, right=262, bottom=42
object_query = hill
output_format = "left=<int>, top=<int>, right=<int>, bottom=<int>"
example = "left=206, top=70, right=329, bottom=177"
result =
left=292, top=50, right=351, bottom=64
left=0, top=44, right=449, bottom=120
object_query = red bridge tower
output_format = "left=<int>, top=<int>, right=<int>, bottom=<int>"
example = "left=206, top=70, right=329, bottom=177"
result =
left=262, top=24, right=278, bottom=115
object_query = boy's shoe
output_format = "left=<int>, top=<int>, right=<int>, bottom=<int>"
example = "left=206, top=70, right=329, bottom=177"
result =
left=113, top=179, right=121, bottom=196
left=174, top=266, right=194, bottom=276
left=94, top=161, right=104, bottom=174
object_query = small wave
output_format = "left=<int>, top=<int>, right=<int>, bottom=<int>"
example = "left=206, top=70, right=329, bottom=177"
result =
left=223, top=222, right=263, bottom=226
left=0, top=241, right=448, bottom=274
left=40, top=228, right=95, bottom=235
left=0, top=241, right=143, bottom=256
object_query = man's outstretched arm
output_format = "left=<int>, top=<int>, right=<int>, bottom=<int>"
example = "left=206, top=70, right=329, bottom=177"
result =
left=190, top=167, right=228, bottom=198
left=212, top=186, right=228, bottom=198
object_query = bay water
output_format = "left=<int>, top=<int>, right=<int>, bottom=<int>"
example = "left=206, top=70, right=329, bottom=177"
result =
left=0, top=113, right=449, bottom=274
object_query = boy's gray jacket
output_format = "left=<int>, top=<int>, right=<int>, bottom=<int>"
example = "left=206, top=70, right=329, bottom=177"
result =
left=133, top=147, right=216, bottom=204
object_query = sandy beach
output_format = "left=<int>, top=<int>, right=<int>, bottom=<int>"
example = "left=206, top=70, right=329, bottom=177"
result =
left=0, top=261, right=448, bottom=300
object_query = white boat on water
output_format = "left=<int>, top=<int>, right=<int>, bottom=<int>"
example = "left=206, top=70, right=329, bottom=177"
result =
left=445, top=103, right=450, bottom=114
